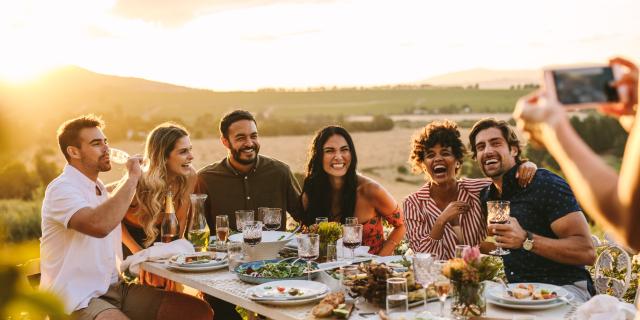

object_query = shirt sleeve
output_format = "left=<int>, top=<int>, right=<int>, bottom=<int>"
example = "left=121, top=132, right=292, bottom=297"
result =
left=537, top=171, right=582, bottom=223
left=403, top=198, right=446, bottom=258
left=43, top=182, right=91, bottom=228
left=381, top=204, right=404, bottom=227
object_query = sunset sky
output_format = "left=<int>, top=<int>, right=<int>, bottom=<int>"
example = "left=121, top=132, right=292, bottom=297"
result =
left=1, top=0, right=639, bottom=90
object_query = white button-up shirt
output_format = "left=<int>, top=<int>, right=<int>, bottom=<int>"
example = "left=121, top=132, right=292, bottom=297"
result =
left=40, top=164, right=122, bottom=313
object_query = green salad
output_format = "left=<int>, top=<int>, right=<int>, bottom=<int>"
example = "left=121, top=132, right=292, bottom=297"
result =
left=241, top=261, right=308, bottom=278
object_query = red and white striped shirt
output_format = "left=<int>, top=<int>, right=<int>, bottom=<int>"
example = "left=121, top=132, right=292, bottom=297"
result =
left=402, top=178, right=491, bottom=260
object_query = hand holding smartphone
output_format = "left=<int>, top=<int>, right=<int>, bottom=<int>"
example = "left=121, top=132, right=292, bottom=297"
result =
left=543, top=64, right=621, bottom=110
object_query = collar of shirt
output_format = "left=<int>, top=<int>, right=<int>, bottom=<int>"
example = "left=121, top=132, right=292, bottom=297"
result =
left=63, top=164, right=106, bottom=194
left=223, top=156, right=261, bottom=176
left=486, top=163, right=522, bottom=200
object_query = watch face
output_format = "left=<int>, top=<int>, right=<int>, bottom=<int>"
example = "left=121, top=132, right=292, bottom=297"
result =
left=523, top=240, right=533, bottom=251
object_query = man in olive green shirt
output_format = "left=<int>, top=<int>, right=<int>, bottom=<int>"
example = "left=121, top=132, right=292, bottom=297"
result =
left=196, top=109, right=302, bottom=231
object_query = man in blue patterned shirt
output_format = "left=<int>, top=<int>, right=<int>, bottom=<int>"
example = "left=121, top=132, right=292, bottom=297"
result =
left=469, top=118, right=596, bottom=302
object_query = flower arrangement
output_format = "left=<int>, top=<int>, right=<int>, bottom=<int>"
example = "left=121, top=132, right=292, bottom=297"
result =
left=442, top=246, right=500, bottom=318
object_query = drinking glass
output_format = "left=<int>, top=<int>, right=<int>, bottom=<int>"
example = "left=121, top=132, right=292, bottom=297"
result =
left=297, top=234, right=319, bottom=281
left=345, top=217, right=358, bottom=225
left=242, top=221, right=262, bottom=247
left=455, top=244, right=471, bottom=258
left=187, top=194, right=210, bottom=252
left=227, top=241, right=244, bottom=272
left=432, top=260, right=451, bottom=317
left=216, top=215, right=230, bottom=249
left=413, top=253, right=435, bottom=308
left=326, top=243, right=337, bottom=262
left=109, top=148, right=129, bottom=164
left=342, top=224, right=363, bottom=262
left=340, top=265, right=361, bottom=305
left=487, top=200, right=511, bottom=256
left=386, top=277, right=409, bottom=315
left=315, top=217, right=329, bottom=225
left=262, top=208, right=282, bottom=231
left=235, top=210, right=254, bottom=231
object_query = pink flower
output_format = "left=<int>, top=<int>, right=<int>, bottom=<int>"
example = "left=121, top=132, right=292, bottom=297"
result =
left=462, top=246, right=481, bottom=263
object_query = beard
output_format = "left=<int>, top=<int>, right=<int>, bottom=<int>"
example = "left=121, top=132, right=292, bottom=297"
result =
left=230, top=144, right=260, bottom=165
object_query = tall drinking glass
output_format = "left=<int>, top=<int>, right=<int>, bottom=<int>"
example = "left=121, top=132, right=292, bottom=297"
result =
left=345, top=217, right=358, bottom=225
left=487, top=200, right=511, bottom=256
left=216, top=215, right=230, bottom=249
left=315, top=217, right=329, bottom=225
left=187, top=194, right=210, bottom=252
left=432, top=260, right=451, bottom=317
left=413, top=253, right=435, bottom=308
left=242, top=221, right=262, bottom=247
left=340, top=265, right=361, bottom=305
left=386, top=277, right=408, bottom=316
left=235, top=210, right=254, bottom=231
left=297, top=234, right=319, bottom=281
left=262, top=208, right=282, bottom=231
left=455, top=244, right=471, bottom=258
left=342, top=224, right=363, bottom=262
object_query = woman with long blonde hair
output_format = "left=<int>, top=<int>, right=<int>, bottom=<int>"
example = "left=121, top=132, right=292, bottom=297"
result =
left=122, top=122, right=196, bottom=288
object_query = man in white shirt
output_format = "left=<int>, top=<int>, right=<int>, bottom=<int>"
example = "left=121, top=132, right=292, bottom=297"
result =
left=40, top=115, right=212, bottom=320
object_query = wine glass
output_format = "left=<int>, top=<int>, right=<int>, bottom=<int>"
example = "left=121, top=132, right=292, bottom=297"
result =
left=216, top=215, right=230, bottom=250
left=235, top=210, right=254, bottom=231
left=386, top=277, right=409, bottom=316
left=297, top=234, right=319, bottom=281
left=262, top=208, right=282, bottom=231
left=315, top=217, right=329, bottom=225
left=455, top=244, right=470, bottom=258
left=413, top=253, right=435, bottom=308
left=242, top=221, right=262, bottom=247
left=487, top=200, right=511, bottom=256
left=345, top=217, right=358, bottom=225
left=342, top=224, right=363, bottom=262
left=432, top=260, right=451, bottom=317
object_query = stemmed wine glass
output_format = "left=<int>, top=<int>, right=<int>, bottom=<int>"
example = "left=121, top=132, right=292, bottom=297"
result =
left=487, top=200, right=511, bottom=256
left=342, top=224, right=362, bottom=262
left=297, top=234, right=319, bottom=281
left=215, top=215, right=230, bottom=250
left=242, top=221, right=263, bottom=247
left=262, top=208, right=282, bottom=231
left=432, top=260, right=451, bottom=317
left=413, top=253, right=435, bottom=308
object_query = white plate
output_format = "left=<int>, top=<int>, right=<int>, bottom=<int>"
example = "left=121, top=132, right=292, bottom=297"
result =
left=487, top=283, right=569, bottom=305
left=487, top=292, right=573, bottom=310
left=166, top=261, right=228, bottom=272
left=169, top=252, right=227, bottom=268
left=246, top=280, right=329, bottom=306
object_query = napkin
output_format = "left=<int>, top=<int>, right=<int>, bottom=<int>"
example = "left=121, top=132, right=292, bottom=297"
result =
left=575, top=294, right=637, bottom=320
left=336, top=238, right=370, bottom=258
left=121, top=239, right=195, bottom=275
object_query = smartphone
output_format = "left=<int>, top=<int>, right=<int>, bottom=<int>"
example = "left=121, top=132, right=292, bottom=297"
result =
left=543, top=65, right=620, bottom=109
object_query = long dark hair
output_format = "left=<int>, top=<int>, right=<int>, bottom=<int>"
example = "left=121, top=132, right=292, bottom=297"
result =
left=301, top=126, right=358, bottom=226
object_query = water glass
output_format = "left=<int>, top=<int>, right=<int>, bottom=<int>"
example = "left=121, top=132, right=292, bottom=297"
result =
left=227, top=242, right=244, bottom=272
left=315, top=217, right=329, bottom=225
left=326, top=243, right=337, bottom=262
left=340, top=265, right=360, bottom=303
left=297, top=234, right=320, bottom=281
left=386, top=277, right=408, bottom=315
left=455, top=244, right=470, bottom=258
left=413, top=253, right=434, bottom=308
left=235, top=210, right=254, bottom=231
left=262, top=208, right=282, bottom=231
left=487, top=200, right=511, bottom=256
left=345, top=217, right=358, bottom=225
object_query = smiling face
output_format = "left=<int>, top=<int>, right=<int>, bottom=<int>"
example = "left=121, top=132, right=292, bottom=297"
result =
left=223, top=119, right=260, bottom=165
left=322, top=134, right=352, bottom=177
left=474, top=127, right=518, bottom=179
left=423, top=144, right=459, bottom=184
left=166, top=135, right=194, bottom=177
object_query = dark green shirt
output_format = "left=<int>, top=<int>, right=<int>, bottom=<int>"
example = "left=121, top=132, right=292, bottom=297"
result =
left=196, top=155, right=302, bottom=231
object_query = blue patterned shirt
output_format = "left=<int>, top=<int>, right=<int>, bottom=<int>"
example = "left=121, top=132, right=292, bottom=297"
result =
left=480, top=164, right=591, bottom=286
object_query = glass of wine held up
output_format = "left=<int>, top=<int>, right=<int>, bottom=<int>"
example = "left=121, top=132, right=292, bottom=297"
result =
left=242, top=221, right=263, bottom=247
left=487, top=200, right=511, bottom=256
left=342, top=224, right=363, bottom=262
left=297, top=234, right=319, bottom=281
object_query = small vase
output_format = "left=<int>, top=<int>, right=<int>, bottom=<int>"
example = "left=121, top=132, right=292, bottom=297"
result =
left=451, top=281, right=486, bottom=319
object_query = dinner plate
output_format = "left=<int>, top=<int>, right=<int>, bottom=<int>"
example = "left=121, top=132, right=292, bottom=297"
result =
left=166, top=261, right=229, bottom=272
left=246, top=280, right=329, bottom=306
left=169, top=252, right=227, bottom=268
left=234, top=258, right=319, bottom=284
left=487, top=283, right=569, bottom=305
left=487, top=292, right=574, bottom=310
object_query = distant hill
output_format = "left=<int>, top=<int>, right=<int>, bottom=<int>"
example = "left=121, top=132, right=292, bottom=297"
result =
left=421, top=68, right=541, bottom=89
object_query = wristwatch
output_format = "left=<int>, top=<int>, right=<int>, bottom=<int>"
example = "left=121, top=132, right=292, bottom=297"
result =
left=523, top=231, right=534, bottom=251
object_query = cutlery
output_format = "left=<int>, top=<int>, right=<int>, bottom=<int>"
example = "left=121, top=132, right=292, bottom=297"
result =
left=494, top=278, right=513, bottom=297
left=282, top=225, right=301, bottom=241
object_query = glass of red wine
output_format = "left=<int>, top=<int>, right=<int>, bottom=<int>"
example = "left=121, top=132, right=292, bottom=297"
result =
left=342, top=224, right=363, bottom=263
left=242, top=221, right=263, bottom=247
left=487, top=200, right=511, bottom=256
left=262, top=208, right=282, bottom=231
left=297, top=234, right=319, bottom=281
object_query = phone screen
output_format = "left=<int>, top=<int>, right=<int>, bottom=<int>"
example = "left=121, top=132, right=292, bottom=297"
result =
left=552, top=67, right=619, bottom=105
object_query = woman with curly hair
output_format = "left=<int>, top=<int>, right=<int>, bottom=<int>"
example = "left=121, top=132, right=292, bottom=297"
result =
left=122, top=122, right=196, bottom=288
left=301, top=125, right=405, bottom=256
left=403, top=120, right=536, bottom=260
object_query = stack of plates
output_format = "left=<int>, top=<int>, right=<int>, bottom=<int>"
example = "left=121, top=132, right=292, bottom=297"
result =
left=246, top=280, right=329, bottom=305
left=486, top=282, right=573, bottom=310
left=166, top=252, right=228, bottom=272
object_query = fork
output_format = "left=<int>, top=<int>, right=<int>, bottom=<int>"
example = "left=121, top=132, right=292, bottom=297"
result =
left=494, top=278, right=514, bottom=297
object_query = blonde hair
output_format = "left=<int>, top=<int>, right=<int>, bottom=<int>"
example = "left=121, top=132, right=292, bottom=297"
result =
left=135, top=122, right=190, bottom=247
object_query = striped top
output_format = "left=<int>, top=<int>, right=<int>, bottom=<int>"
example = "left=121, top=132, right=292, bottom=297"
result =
left=402, top=178, right=491, bottom=260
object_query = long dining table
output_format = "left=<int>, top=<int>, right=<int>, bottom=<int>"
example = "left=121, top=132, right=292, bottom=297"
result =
left=141, top=260, right=581, bottom=320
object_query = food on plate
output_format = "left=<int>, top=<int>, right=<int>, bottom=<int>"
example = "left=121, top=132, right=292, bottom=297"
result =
left=511, top=288, right=531, bottom=299
left=172, top=252, right=212, bottom=265
left=240, top=260, right=308, bottom=278
left=312, top=292, right=345, bottom=318
left=508, top=284, right=558, bottom=300
left=256, top=285, right=305, bottom=297
left=533, top=288, right=558, bottom=300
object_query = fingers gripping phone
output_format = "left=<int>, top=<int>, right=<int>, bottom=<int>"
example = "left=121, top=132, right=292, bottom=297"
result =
left=544, top=65, right=622, bottom=109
